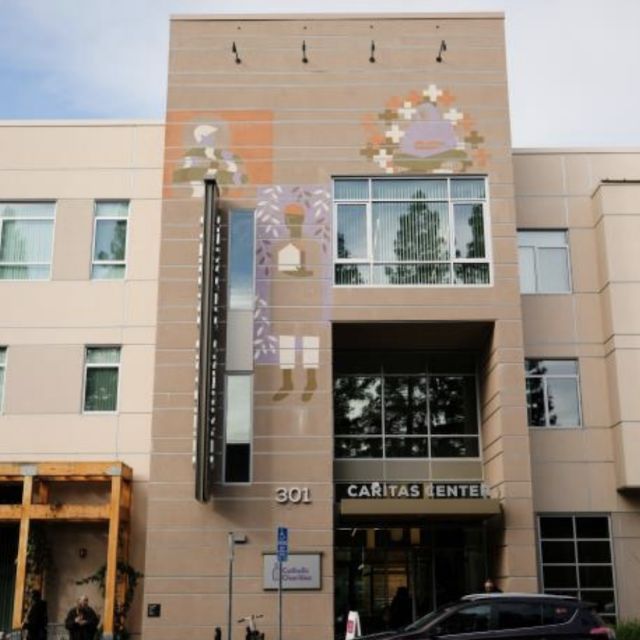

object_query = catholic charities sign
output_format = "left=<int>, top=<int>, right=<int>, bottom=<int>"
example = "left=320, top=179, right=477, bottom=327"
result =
left=263, top=553, right=322, bottom=590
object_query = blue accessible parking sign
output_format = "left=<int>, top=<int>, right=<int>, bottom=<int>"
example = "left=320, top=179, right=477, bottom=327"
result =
left=277, top=526, right=288, bottom=562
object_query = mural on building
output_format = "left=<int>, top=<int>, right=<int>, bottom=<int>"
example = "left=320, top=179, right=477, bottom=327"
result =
left=361, top=84, right=488, bottom=174
left=254, top=185, right=331, bottom=402
left=165, top=110, right=273, bottom=198
left=172, top=123, right=247, bottom=198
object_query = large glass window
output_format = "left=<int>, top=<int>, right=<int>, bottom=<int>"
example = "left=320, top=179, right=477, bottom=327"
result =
left=525, top=359, right=581, bottom=427
left=0, top=348, right=6, bottom=412
left=538, top=515, right=616, bottom=623
left=224, top=374, right=253, bottom=483
left=518, top=230, right=571, bottom=293
left=334, top=178, right=490, bottom=286
left=0, top=202, right=55, bottom=280
left=92, top=201, right=129, bottom=279
left=228, top=210, right=255, bottom=309
left=83, top=347, right=121, bottom=412
left=224, top=210, right=255, bottom=483
left=334, top=355, right=479, bottom=459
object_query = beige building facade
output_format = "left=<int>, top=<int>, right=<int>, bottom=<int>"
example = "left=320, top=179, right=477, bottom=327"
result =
left=0, top=121, right=164, bottom=634
left=0, top=12, right=640, bottom=640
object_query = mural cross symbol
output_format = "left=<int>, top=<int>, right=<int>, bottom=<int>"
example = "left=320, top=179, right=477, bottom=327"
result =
left=423, top=84, right=443, bottom=103
left=385, top=124, right=405, bottom=144
left=373, top=148, right=391, bottom=167
left=444, top=108, right=464, bottom=125
left=398, top=101, right=418, bottom=120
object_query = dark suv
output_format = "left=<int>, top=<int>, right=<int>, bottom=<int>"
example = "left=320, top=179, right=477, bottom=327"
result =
left=361, top=594, right=614, bottom=640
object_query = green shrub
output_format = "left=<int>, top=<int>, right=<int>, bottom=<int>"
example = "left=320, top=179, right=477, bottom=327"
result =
left=616, top=619, right=640, bottom=640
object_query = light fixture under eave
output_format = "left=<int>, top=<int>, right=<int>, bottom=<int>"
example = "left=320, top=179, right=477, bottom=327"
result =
left=232, top=42, right=241, bottom=64
left=302, top=40, right=308, bottom=64
left=436, top=39, right=447, bottom=63
left=369, top=40, right=376, bottom=63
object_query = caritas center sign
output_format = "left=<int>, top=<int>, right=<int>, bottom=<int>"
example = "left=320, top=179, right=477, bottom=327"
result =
left=263, top=553, right=322, bottom=590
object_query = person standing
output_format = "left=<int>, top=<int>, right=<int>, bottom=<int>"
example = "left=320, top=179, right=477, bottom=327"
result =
left=22, top=589, right=48, bottom=640
left=389, top=586, right=413, bottom=629
left=64, top=596, right=99, bottom=640
left=483, top=578, right=503, bottom=593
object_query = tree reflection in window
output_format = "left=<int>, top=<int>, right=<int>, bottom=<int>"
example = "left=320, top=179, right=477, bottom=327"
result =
left=334, top=371, right=479, bottom=459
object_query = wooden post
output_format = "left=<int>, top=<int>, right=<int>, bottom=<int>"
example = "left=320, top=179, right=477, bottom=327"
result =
left=12, top=475, right=33, bottom=629
left=103, top=475, right=122, bottom=639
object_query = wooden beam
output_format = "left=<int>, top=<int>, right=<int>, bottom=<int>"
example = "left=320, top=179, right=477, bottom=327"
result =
left=0, top=505, right=22, bottom=520
left=30, top=504, right=111, bottom=521
left=12, top=476, right=33, bottom=629
left=0, top=504, right=112, bottom=522
left=103, top=475, right=123, bottom=639
left=0, top=461, right=133, bottom=480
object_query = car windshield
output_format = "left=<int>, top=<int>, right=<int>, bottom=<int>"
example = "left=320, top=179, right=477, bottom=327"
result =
left=402, top=603, right=458, bottom=632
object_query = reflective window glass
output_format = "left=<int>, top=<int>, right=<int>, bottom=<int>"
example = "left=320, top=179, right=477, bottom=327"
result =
left=334, top=178, right=489, bottom=286
left=228, top=210, right=255, bottom=309
left=518, top=230, right=571, bottom=293
left=539, top=515, right=616, bottom=623
left=525, top=359, right=581, bottom=427
left=0, top=202, right=55, bottom=280
left=92, top=201, right=128, bottom=280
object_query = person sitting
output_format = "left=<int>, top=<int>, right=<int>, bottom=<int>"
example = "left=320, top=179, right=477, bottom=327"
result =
left=64, top=595, right=99, bottom=640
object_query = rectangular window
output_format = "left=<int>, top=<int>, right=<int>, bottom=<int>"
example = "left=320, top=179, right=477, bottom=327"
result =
left=0, top=347, right=6, bottom=412
left=223, top=209, right=255, bottom=484
left=228, top=210, right=255, bottom=309
left=334, top=355, right=480, bottom=459
left=334, top=177, right=490, bottom=286
left=83, top=347, right=121, bottom=412
left=0, top=202, right=55, bottom=280
left=525, top=359, right=581, bottom=427
left=518, top=230, right=571, bottom=293
left=92, top=201, right=129, bottom=279
left=538, top=515, right=616, bottom=623
left=224, top=374, right=253, bottom=483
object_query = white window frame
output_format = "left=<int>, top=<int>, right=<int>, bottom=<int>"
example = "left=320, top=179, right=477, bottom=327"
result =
left=332, top=176, right=492, bottom=287
left=0, top=347, right=7, bottom=414
left=525, top=359, right=582, bottom=428
left=91, top=200, right=129, bottom=280
left=537, top=514, right=618, bottom=622
left=0, top=201, right=56, bottom=281
left=222, top=372, right=254, bottom=485
left=82, top=346, right=121, bottom=414
left=518, top=229, right=572, bottom=294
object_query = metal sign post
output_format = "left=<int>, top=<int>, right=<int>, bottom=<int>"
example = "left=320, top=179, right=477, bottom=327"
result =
left=277, top=527, right=288, bottom=640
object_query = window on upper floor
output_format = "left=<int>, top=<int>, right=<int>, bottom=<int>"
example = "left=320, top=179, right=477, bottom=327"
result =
left=0, top=347, right=6, bottom=412
left=525, top=359, right=581, bottom=427
left=334, top=352, right=480, bottom=459
left=518, top=230, right=571, bottom=293
left=92, top=201, right=129, bottom=279
left=333, top=177, right=490, bottom=286
left=538, top=515, right=616, bottom=624
left=83, top=346, right=121, bottom=412
left=0, top=202, right=55, bottom=280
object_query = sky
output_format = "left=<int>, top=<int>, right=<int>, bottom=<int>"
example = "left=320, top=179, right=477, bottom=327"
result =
left=1, top=0, right=639, bottom=147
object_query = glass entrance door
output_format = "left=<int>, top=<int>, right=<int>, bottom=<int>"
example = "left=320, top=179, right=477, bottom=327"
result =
left=334, top=525, right=486, bottom=637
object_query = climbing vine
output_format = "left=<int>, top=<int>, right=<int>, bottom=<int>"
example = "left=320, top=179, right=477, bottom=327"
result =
left=76, top=562, right=143, bottom=640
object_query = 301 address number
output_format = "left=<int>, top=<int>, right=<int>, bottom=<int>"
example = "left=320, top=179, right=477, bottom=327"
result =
left=275, top=487, right=312, bottom=504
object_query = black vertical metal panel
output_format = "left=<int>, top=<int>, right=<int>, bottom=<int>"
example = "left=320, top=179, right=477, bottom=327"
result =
left=195, top=178, right=221, bottom=502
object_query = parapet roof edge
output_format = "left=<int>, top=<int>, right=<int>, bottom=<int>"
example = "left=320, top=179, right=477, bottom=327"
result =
left=514, top=147, right=640, bottom=154
left=0, top=119, right=164, bottom=127
left=170, top=12, right=504, bottom=21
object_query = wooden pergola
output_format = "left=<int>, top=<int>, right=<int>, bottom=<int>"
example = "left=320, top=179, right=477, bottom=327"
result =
left=0, top=462, right=132, bottom=638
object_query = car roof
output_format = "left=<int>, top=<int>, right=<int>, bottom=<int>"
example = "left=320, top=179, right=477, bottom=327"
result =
left=462, top=593, right=580, bottom=602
